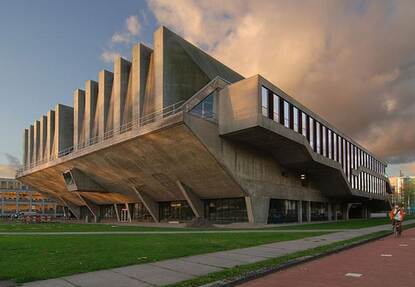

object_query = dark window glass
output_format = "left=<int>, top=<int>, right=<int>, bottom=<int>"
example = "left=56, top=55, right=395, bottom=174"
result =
left=159, top=201, right=194, bottom=222
left=205, top=197, right=248, bottom=223
left=190, top=93, right=215, bottom=119
left=268, top=199, right=298, bottom=223
left=310, top=202, right=328, bottom=221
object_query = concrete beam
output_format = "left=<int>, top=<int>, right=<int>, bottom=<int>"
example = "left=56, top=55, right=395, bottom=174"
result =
left=28, top=125, right=34, bottom=164
left=33, top=120, right=40, bottom=163
left=54, top=104, right=74, bottom=157
left=176, top=180, right=204, bottom=218
left=97, top=70, right=113, bottom=137
left=73, top=89, right=85, bottom=149
left=39, top=115, right=47, bottom=160
left=58, top=197, right=80, bottom=219
left=46, top=110, right=55, bottom=160
left=113, top=57, right=131, bottom=131
left=132, top=186, right=159, bottom=222
left=245, top=196, right=270, bottom=224
left=85, top=80, right=98, bottom=143
left=23, top=129, right=28, bottom=167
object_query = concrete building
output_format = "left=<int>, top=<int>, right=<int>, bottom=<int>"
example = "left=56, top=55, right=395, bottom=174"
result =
left=16, top=26, right=391, bottom=224
left=0, top=178, right=63, bottom=218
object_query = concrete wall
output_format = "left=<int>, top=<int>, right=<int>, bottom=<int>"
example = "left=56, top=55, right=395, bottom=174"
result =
left=113, top=57, right=131, bottom=131
left=85, top=80, right=98, bottom=141
left=39, top=115, right=47, bottom=160
left=54, top=104, right=74, bottom=157
left=97, top=70, right=113, bottom=138
left=46, top=110, right=55, bottom=160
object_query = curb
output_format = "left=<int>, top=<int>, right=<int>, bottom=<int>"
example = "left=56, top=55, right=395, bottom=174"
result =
left=201, top=231, right=392, bottom=287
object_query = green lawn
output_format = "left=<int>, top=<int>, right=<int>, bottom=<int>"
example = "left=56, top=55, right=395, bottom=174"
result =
left=1, top=216, right=410, bottom=233
left=0, top=231, right=327, bottom=283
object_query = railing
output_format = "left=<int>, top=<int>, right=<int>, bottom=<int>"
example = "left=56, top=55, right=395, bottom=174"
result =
left=16, top=100, right=185, bottom=177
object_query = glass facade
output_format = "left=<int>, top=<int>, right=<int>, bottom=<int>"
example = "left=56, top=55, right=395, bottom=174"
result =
left=159, top=200, right=194, bottom=222
left=311, top=202, right=328, bottom=221
left=190, top=93, right=215, bottom=119
left=260, top=86, right=387, bottom=196
left=204, top=198, right=248, bottom=223
left=268, top=199, right=298, bottom=223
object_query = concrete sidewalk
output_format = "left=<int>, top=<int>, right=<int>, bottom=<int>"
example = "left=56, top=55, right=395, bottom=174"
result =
left=21, top=220, right=415, bottom=287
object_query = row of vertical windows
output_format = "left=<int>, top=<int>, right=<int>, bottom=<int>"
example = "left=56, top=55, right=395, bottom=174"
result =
left=261, top=86, right=387, bottom=195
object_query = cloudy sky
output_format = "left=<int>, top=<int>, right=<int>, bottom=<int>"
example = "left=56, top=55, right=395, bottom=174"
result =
left=0, top=0, right=414, bottom=177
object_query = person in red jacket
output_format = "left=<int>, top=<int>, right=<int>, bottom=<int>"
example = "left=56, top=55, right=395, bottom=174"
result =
left=389, top=205, right=405, bottom=236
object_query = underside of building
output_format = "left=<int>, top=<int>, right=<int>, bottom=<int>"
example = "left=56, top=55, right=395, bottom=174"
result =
left=17, top=26, right=392, bottom=224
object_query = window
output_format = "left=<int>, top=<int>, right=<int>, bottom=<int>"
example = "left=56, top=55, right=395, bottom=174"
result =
left=309, top=117, right=314, bottom=149
left=293, top=107, right=299, bottom=132
left=159, top=201, right=194, bottom=221
left=284, top=101, right=290, bottom=128
left=333, top=133, right=337, bottom=161
left=261, top=86, right=268, bottom=117
left=268, top=199, right=298, bottom=223
left=273, top=94, right=280, bottom=122
left=328, top=129, right=332, bottom=159
left=302, top=112, right=307, bottom=137
left=322, top=125, right=327, bottom=157
left=316, top=121, right=321, bottom=154
left=190, top=93, right=215, bottom=119
left=205, top=198, right=248, bottom=224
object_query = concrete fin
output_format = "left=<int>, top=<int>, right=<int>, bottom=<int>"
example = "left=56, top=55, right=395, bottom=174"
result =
left=33, top=120, right=40, bottom=163
left=39, top=115, right=47, bottom=160
left=132, top=185, right=159, bottom=222
left=46, top=110, right=55, bottom=160
left=28, top=125, right=34, bottom=164
left=113, top=57, right=132, bottom=132
left=23, top=129, right=28, bottom=167
left=54, top=104, right=74, bottom=157
left=176, top=180, right=203, bottom=218
left=85, top=80, right=98, bottom=142
left=97, top=70, right=114, bottom=139
left=73, top=89, right=86, bottom=148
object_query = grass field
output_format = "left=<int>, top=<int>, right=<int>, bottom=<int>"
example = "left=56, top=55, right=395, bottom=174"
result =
left=0, top=216, right=411, bottom=233
left=0, top=231, right=327, bottom=283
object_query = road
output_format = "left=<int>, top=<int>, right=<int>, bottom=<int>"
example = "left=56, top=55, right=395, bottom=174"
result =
left=240, top=227, right=415, bottom=287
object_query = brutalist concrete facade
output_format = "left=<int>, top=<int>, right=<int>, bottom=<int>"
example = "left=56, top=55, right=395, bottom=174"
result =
left=17, top=26, right=391, bottom=224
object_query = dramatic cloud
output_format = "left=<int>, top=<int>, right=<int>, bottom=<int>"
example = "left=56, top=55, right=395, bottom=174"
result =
left=149, top=0, right=415, bottom=174
left=101, top=15, right=142, bottom=63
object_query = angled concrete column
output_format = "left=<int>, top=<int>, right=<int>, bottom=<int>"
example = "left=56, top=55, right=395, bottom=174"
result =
left=54, top=104, right=74, bottom=157
left=176, top=180, right=204, bottom=218
left=297, top=200, right=303, bottom=223
left=245, top=196, right=270, bottom=224
left=58, top=197, right=80, bottom=219
left=113, top=57, right=131, bottom=131
left=85, top=80, right=98, bottom=142
left=46, top=110, right=55, bottom=160
left=39, top=115, right=47, bottom=160
left=73, top=89, right=85, bottom=149
left=33, top=120, right=40, bottom=163
left=28, top=125, right=34, bottom=164
left=77, top=193, right=99, bottom=223
left=97, top=70, right=113, bottom=137
left=124, top=203, right=132, bottom=222
left=114, top=204, right=120, bottom=222
left=132, top=186, right=159, bottom=222
left=23, top=129, right=28, bottom=167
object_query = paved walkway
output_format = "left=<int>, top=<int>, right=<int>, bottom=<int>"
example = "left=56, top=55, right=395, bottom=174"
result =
left=21, top=220, right=415, bottom=287
left=240, top=224, right=415, bottom=287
